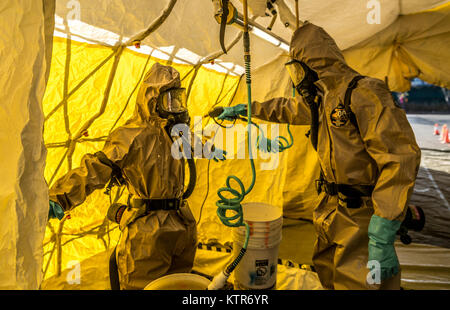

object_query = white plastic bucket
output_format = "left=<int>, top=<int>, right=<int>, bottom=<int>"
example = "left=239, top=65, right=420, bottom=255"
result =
left=232, top=202, right=283, bottom=290
left=143, top=273, right=210, bottom=290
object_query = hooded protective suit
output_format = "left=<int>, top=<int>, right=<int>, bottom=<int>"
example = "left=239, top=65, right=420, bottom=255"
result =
left=248, top=23, right=421, bottom=289
left=49, top=63, right=197, bottom=290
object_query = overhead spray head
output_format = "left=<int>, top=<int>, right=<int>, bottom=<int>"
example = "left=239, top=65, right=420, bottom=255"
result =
left=212, top=0, right=244, bottom=53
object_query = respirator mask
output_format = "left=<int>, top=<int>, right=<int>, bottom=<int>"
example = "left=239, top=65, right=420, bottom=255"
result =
left=156, top=87, right=190, bottom=125
left=285, top=59, right=319, bottom=105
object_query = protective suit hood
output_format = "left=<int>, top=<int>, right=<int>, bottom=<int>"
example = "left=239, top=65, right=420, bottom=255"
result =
left=289, top=23, right=359, bottom=91
left=133, top=62, right=182, bottom=122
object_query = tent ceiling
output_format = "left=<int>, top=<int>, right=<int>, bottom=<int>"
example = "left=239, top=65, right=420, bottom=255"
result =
left=54, top=0, right=448, bottom=69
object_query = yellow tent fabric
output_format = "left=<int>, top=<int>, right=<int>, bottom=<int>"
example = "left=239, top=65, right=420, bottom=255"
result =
left=0, top=0, right=54, bottom=290
left=343, top=3, right=450, bottom=92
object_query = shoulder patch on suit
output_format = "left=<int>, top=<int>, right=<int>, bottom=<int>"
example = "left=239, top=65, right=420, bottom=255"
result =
left=330, top=103, right=349, bottom=127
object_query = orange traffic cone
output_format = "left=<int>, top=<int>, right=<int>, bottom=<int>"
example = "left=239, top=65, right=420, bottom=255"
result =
left=441, top=125, right=450, bottom=144
left=433, top=123, right=440, bottom=135
left=440, top=124, right=447, bottom=141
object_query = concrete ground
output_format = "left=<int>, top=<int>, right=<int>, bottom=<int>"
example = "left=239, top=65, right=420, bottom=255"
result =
left=407, top=114, right=450, bottom=249
left=277, top=113, right=450, bottom=289
left=407, top=114, right=450, bottom=151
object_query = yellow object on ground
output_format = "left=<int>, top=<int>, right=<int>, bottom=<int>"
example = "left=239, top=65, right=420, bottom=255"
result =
left=144, top=273, right=210, bottom=290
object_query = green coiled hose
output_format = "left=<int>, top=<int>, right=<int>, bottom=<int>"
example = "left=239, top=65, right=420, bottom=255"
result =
left=215, top=51, right=254, bottom=252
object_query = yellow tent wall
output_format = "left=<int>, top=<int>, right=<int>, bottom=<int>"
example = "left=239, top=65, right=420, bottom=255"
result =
left=0, top=0, right=54, bottom=290
left=343, top=3, right=450, bottom=92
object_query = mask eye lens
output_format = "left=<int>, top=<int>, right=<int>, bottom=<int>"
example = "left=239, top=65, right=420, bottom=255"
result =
left=160, top=88, right=187, bottom=113
left=167, top=92, right=173, bottom=110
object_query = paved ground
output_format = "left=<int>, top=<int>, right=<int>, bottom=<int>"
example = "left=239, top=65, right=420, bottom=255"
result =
left=406, top=114, right=450, bottom=249
left=407, top=114, right=450, bottom=151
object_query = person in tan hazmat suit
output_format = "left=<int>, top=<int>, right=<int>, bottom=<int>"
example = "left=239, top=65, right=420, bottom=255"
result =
left=48, top=63, right=224, bottom=290
left=216, top=23, right=421, bottom=289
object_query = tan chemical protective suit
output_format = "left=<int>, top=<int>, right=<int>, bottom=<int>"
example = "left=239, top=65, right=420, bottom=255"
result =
left=49, top=63, right=197, bottom=290
left=250, top=23, right=421, bottom=289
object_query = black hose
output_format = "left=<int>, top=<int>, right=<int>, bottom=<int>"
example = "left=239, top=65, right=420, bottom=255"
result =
left=307, top=97, right=319, bottom=151
left=225, top=248, right=247, bottom=275
left=109, top=246, right=120, bottom=290
left=183, top=157, right=197, bottom=199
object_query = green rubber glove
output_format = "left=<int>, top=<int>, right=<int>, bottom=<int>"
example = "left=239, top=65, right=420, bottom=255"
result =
left=217, top=104, right=247, bottom=121
left=368, top=215, right=402, bottom=281
left=49, top=200, right=65, bottom=220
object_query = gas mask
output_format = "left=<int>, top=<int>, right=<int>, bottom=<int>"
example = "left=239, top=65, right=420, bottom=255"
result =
left=156, top=87, right=190, bottom=125
left=285, top=60, right=319, bottom=105
left=286, top=59, right=320, bottom=150
left=156, top=87, right=197, bottom=199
